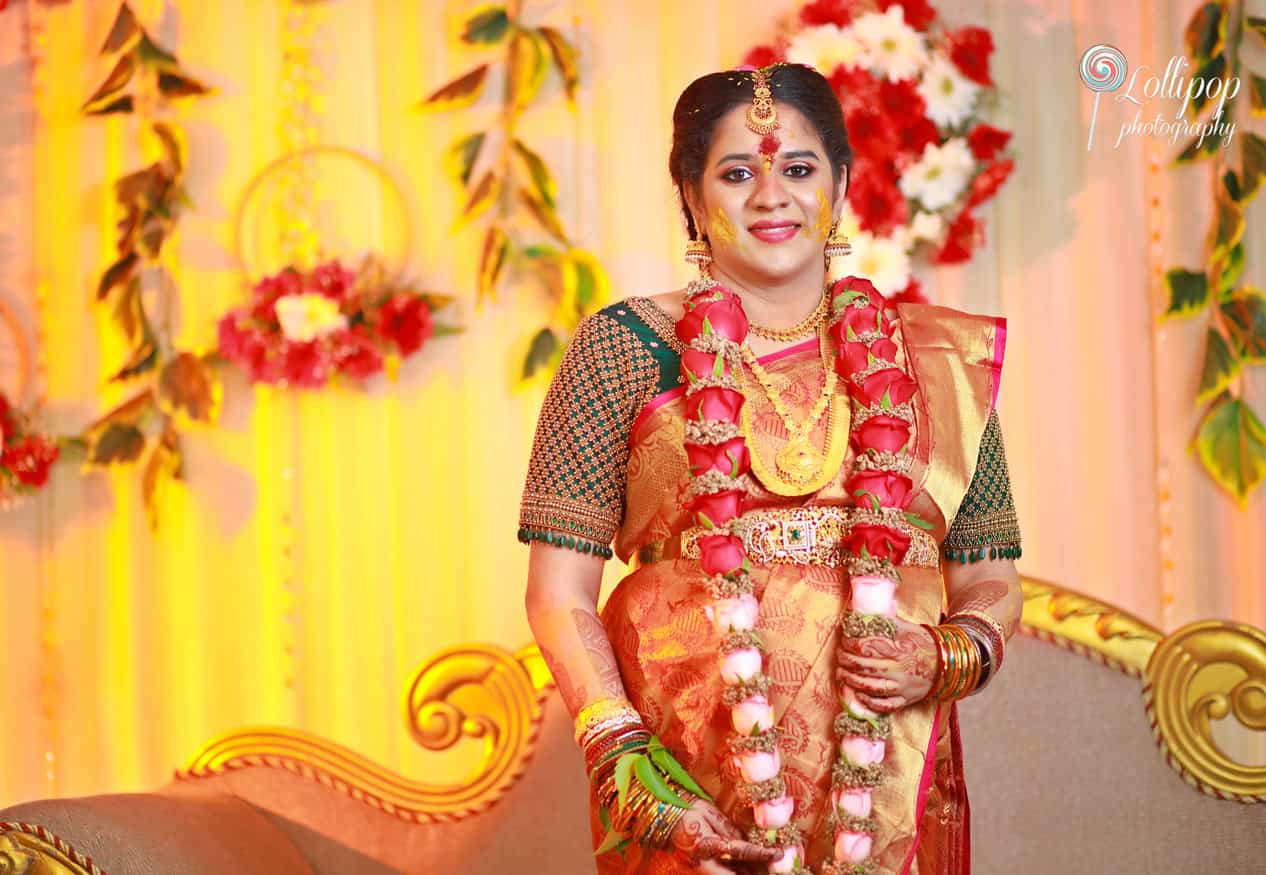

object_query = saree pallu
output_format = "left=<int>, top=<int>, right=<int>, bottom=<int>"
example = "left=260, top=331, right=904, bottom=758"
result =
left=593, top=304, right=1003, bottom=875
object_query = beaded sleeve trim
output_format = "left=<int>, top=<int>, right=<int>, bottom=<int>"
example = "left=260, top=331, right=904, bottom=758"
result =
left=942, top=409, right=1022, bottom=563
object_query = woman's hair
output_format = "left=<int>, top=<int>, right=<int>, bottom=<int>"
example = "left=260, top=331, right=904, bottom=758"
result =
left=669, top=64, right=853, bottom=239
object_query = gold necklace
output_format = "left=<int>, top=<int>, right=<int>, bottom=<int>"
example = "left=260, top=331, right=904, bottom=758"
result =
left=746, top=291, right=829, bottom=342
left=738, top=320, right=849, bottom=496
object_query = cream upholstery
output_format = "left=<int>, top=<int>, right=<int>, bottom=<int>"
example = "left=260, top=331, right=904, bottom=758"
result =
left=2, top=580, right=1263, bottom=874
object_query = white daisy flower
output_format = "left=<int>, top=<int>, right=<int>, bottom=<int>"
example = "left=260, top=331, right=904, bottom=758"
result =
left=851, top=7, right=927, bottom=82
left=909, top=211, right=946, bottom=242
left=785, top=24, right=865, bottom=75
left=917, top=54, right=980, bottom=127
left=835, top=231, right=911, bottom=295
left=275, top=293, right=347, bottom=343
left=899, top=138, right=974, bottom=211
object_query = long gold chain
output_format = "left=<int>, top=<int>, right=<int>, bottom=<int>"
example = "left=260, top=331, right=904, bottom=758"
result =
left=739, top=320, right=836, bottom=441
left=746, top=291, right=829, bottom=342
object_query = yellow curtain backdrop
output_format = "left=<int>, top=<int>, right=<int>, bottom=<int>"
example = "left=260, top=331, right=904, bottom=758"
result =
left=0, top=0, right=1263, bottom=806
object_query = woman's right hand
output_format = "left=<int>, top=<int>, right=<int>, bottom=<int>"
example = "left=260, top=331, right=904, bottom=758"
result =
left=669, top=798, right=781, bottom=873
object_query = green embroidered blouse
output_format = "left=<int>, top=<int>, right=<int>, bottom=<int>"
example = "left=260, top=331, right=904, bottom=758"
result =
left=518, top=299, right=1021, bottom=563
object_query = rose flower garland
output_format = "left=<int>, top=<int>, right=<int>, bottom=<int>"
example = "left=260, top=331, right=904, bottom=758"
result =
left=0, top=392, right=60, bottom=508
left=677, top=275, right=922, bottom=874
left=676, top=279, right=806, bottom=873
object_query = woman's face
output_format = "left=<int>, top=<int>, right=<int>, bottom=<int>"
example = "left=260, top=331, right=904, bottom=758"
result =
left=688, top=102, right=846, bottom=287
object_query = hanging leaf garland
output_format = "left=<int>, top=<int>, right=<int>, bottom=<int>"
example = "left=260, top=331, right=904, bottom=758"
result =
left=418, top=4, right=608, bottom=381
left=1162, top=0, right=1266, bottom=505
left=81, top=2, right=217, bottom=528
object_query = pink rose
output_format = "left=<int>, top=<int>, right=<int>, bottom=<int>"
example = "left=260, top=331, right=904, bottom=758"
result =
left=706, top=594, right=759, bottom=633
left=698, top=533, right=745, bottom=576
left=852, top=414, right=912, bottom=454
left=690, top=488, right=746, bottom=528
left=850, top=574, right=897, bottom=617
left=685, top=437, right=751, bottom=478
left=770, top=845, right=804, bottom=874
left=681, top=348, right=730, bottom=383
left=731, top=695, right=775, bottom=735
left=871, top=336, right=898, bottom=361
left=719, top=647, right=763, bottom=684
left=754, top=795, right=795, bottom=829
left=842, top=685, right=877, bottom=719
left=685, top=386, right=745, bottom=424
left=832, top=788, right=873, bottom=818
left=847, top=469, right=914, bottom=510
left=852, top=367, right=918, bottom=408
left=835, top=830, right=873, bottom=864
left=734, top=748, right=781, bottom=783
left=841, top=735, right=886, bottom=767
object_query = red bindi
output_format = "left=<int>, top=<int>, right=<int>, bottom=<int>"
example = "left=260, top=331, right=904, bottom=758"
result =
left=759, top=133, right=781, bottom=160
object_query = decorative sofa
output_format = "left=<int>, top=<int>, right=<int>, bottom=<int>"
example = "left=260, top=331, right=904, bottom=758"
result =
left=2, top=578, right=1263, bottom=874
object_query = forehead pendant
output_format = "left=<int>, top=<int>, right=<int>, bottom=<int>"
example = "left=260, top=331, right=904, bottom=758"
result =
left=746, top=66, right=781, bottom=170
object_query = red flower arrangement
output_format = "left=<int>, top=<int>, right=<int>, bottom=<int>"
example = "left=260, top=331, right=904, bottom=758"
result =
left=1, top=392, right=60, bottom=505
left=217, top=257, right=456, bottom=389
left=744, top=0, right=1014, bottom=290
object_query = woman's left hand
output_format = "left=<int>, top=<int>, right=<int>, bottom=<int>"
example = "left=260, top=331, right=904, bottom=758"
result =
left=834, top=617, right=938, bottom=713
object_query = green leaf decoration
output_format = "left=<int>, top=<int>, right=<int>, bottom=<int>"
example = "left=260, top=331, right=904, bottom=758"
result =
left=1174, top=127, right=1224, bottom=164
left=633, top=753, right=691, bottom=809
left=613, top=752, right=639, bottom=811
left=539, top=25, right=580, bottom=104
left=87, top=422, right=147, bottom=466
left=110, top=278, right=145, bottom=343
left=455, top=170, right=500, bottom=228
left=1197, top=328, right=1240, bottom=406
left=1188, top=54, right=1227, bottom=119
left=445, top=132, right=486, bottom=187
left=152, top=122, right=184, bottom=173
left=82, top=53, right=135, bottom=114
left=98, top=252, right=140, bottom=301
left=1194, top=395, right=1266, bottom=507
left=478, top=224, right=509, bottom=302
left=522, top=244, right=561, bottom=260
left=158, top=352, right=222, bottom=423
left=86, top=94, right=135, bottom=116
left=593, top=826, right=627, bottom=857
left=419, top=65, right=489, bottom=112
left=1221, top=288, right=1266, bottom=363
left=565, top=249, right=608, bottom=320
left=1247, top=16, right=1266, bottom=41
left=1207, top=177, right=1244, bottom=262
left=100, top=3, right=142, bottom=54
left=522, top=327, right=558, bottom=379
left=461, top=6, right=511, bottom=45
left=1185, top=3, right=1223, bottom=63
left=903, top=511, right=935, bottom=531
left=1212, top=243, right=1244, bottom=300
left=513, top=139, right=557, bottom=208
left=1240, top=133, right=1266, bottom=202
left=507, top=29, right=548, bottom=115
left=519, top=188, right=570, bottom=244
left=1163, top=269, right=1209, bottom=319
left=157, top=69, right=212, bottom=100
left=648, top=742, right=713, bottom=801
left=135, top=31, right=178, bottom=68
left=110, top=330, right=160, bottom=382
left=141, top=421, right=182, bottom=530
left=1249, top=74, right=1266, bottom=119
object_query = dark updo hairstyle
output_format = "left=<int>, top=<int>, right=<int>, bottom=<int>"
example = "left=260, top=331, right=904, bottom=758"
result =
left=669, top=64, right=853, bottom=240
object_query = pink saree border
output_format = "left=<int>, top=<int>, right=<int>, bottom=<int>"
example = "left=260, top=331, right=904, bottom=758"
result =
left=628, top=336, right=820, bottom=448
left=990, top=316, right=1007, bottom=412
left=899, top=702, right=944, bottom=875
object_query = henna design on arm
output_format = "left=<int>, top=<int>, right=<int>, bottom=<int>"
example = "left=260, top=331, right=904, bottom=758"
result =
left=950, top=578, right=1023, bottom=637
left=572, top=608, right=626, bottom=697
left=539, top=644, right=589, bottom=715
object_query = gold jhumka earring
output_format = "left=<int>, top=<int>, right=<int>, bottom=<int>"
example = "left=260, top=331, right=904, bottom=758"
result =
left=824, top=220, right=851, bottom=271
left=685, top=235, right=712, bottom=278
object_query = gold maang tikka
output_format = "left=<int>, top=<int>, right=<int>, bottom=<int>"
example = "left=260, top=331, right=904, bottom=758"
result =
left=747, top=65, right=782, bottom=171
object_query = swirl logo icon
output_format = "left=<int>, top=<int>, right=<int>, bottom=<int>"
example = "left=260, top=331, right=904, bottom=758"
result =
left=1080, top=44, right=1128, bottom=150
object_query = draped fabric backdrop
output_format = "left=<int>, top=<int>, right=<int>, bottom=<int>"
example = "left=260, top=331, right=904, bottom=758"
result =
left=0, top=0, right=1263, bottom=805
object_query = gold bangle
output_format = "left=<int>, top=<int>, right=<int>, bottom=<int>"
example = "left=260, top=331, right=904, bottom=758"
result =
left=574, top=696, right=641, bottom=745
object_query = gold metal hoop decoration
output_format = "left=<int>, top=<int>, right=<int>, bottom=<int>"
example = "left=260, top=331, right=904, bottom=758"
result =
left=233, top=145, right=412, bottom=283
left=0, top=294, right=33, bottom=405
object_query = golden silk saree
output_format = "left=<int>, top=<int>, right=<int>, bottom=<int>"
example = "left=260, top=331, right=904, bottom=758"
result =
left=520, top=296, right=1017, bottom=875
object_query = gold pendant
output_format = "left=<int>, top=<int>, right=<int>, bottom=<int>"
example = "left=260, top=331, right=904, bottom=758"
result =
left=775, top=436, right=823, bottom=482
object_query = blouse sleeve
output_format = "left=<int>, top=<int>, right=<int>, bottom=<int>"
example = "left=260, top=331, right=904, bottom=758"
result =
left=942, top=409, right=1023, bottom=563
left=517, top=310, right=659, bottom=559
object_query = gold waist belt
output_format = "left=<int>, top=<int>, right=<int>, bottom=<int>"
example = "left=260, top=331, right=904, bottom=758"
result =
left=635, top=505, right=939, bottom=569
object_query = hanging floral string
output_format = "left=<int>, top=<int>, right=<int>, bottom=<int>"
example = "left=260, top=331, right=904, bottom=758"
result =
left=417, top=2, right=609, bottom=381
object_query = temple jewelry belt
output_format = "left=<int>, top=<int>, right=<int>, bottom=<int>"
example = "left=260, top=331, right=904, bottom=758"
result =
left=635, top=505, right=940, bottom=569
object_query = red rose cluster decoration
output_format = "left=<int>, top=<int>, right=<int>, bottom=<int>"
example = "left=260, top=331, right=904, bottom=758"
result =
left=217, top=258, right=455, bottom=389
left=1, top=392, right=60, bottom=504
left=744, top=0, right=1014, bottom=292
